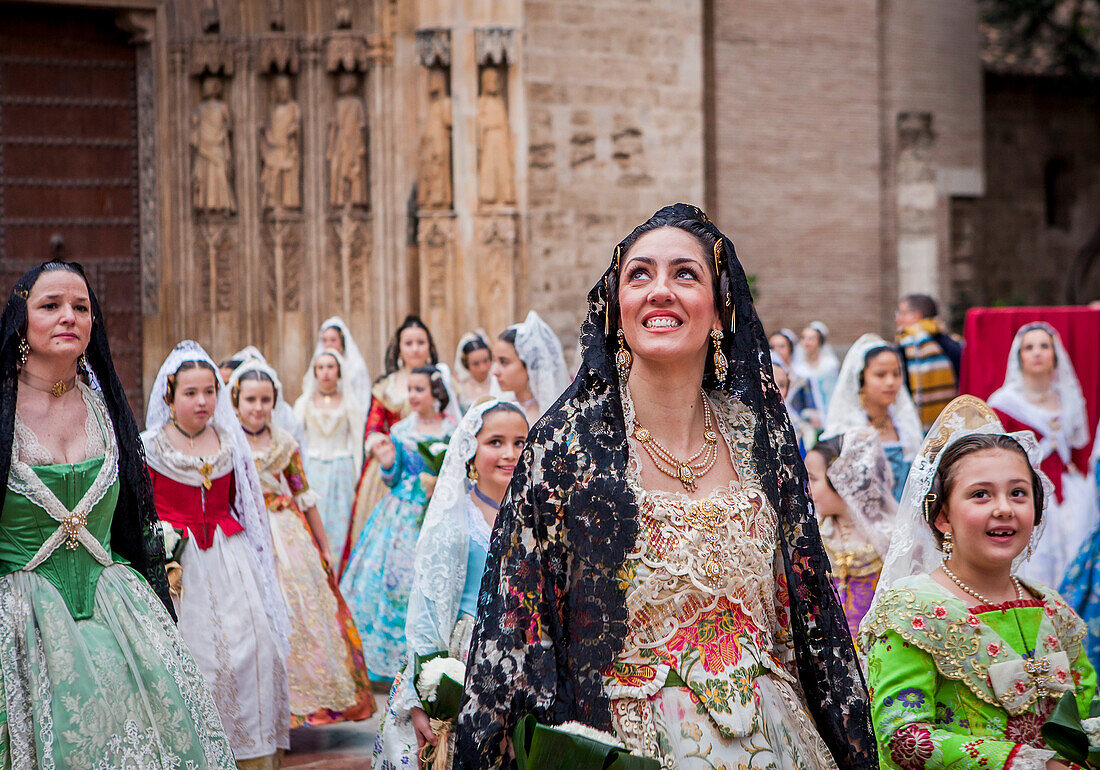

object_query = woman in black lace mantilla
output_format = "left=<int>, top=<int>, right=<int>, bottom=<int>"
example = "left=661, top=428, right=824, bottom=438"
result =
left=454, top=204, right=876, bottom=769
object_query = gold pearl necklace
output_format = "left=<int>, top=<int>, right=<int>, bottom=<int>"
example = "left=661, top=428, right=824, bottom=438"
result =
left=941, top=557, right=1022, bottom=606
left=631, top=390, right=719, bottom=493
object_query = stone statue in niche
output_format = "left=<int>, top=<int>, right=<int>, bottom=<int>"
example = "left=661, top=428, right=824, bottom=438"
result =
left=477, top=67, right=515, bottom=207
left=418, top=68, right=453, bottom=210
left=327, top=72, right=368, bottom=209
left=190, top=74, right=236, bottom=213
left=260, top=74, right=301, bottom=210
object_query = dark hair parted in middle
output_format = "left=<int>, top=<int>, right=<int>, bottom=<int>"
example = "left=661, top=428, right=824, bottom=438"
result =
left=410, top=364, right=449, bottom=413
left=858, top=346, right=900, bottom=389
left=383, top=315, right=439, bottom=375
left=231, top=369, right=277, bottom=407
left=922, top=433, right=1045, bottom=546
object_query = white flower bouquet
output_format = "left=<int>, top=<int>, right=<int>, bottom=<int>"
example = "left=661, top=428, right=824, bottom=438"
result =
left=413, top=651, right=466, bottom=769
left=513, top=714, right=659, bottom=770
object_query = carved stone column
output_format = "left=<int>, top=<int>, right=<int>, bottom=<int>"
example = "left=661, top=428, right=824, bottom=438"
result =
left=896, top=112, right=938, bottom=298
left=473, top=27, right=518, bottom=337
left=415, top=29, right=456, bottom=339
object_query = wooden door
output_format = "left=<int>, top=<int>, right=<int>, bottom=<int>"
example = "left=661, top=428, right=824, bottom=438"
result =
left=0, top=4, right=144, bottom=412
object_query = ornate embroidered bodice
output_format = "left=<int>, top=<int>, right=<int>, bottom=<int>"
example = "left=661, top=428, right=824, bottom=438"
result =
left=607, top=392, right=795, bottom=738
left=0, top=385, right=121, bottom=619
left=252, top=427, right=318, bottom=513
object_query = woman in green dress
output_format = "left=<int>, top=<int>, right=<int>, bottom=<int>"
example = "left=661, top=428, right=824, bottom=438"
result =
left=862, top=395, right=1096, bottom=770
left=0, top=261, right=235, bottom=769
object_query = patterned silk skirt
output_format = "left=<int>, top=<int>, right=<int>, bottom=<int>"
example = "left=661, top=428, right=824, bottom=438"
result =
left=302, top=453, right=358, bottom=563
left=267, top=504, right=373, bottom=725
left=175, top=527, right=290, bottom=762
left=340, top=492, right=426, bottom=679
left=0, top=564, right=236, bottom=770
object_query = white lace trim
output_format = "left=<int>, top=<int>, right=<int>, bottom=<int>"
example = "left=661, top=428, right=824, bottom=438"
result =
left=14, top=386, right=105, bottom=466
left=144, top=425, right=234, bottom=487
left=8, top=384, right=117, bottom=570
left=1006, top=744, right=1055, bottom=770
left=466, top=495, right=492, bottom=551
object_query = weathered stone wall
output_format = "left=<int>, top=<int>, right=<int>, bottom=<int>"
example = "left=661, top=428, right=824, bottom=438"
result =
left=522, top=0, right=705, bottom=360
left=971, top=74, right=1100, bottom=306
left=710, top=0, right=983, bottom=343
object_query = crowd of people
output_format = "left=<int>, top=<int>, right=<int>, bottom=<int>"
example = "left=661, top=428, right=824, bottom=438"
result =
left=3, top=203, right=1100, bottom=770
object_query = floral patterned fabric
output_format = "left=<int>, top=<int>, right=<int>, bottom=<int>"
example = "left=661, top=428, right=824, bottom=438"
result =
left=864, top=573, right=1096, bottom=770
left=253, top=427, right=373, bottom=726
left=605, top=394, right=836, bottom=770
left=340, top=414, right=452, bottom=679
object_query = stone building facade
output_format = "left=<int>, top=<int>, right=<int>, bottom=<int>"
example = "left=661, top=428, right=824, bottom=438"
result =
left=1, top=0, right=1091, bottom=406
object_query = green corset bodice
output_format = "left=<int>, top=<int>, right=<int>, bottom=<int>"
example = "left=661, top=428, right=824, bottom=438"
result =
left=0, top=457, right=120, bottom=619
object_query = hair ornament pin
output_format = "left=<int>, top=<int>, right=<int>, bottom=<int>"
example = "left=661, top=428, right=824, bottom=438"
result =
left=15, top=289, right=28, bottom=300
left=922, top=491, right=938, bottom=522
left=712, top=239, right=722, bottom=279
left=613, top=244, right=622, bottom=273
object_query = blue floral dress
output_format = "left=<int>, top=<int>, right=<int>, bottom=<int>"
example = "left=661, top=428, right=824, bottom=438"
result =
left=339, top=413, right=454, bottom=680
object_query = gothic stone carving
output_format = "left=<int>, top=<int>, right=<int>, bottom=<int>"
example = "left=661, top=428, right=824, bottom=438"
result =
left=474, top=27, right=514, bottom=66
left=190, top=74, right=236, bottom=213
left=476, top=215, right=517, bottom=335
left=418, top=68, right=452, bottom=209
left=260, top=74, right=301, bottom=210
left=477, top=67, right=514, bottom=207
left=327, top=72, right=368, bottom=209
left=416, top=28, right=451, bottom=67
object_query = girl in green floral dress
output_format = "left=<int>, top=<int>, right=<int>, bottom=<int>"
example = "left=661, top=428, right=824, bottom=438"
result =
left=862, top=396, right=1096, bottom=770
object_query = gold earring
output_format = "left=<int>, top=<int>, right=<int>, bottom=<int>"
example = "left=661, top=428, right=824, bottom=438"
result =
left=17, top=337, right=30, bottom=370
left=78, top=353, right=88, bottom=372
left=467, top=462, right=479, bottom=482
left=1027, top=532, right=1035, bottom=560
left=169, top=404, right=176, bottom=422
left=941, top=530, right=953, bottom=557
left=615, top=330, right=632, bottom=380
left=711, top=329, right=727, bottom=381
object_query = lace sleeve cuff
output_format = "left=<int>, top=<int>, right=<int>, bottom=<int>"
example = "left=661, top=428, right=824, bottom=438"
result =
left=293, top=488, right=320, bottom=511
left=1005, top=744, right=1055, bottom=770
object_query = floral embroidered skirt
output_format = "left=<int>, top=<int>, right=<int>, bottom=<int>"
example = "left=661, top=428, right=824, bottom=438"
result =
left=175, top=528, right=290, bottom=761
left=0, top=565, right=236, bottom=770
left=267, top=505, right=373, bottom=725
left=302, top=453, right=358, bottom=562
left=372, top=614, right=475, bottom=770
left=644, top=675, right=837, bottom=770
left=340, top=492, right=427, bottom=679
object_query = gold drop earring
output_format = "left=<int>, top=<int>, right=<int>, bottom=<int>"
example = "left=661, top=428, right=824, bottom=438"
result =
left=711, top=329, right=728, bottom=381
left=615, top=330, right=633, bottom=380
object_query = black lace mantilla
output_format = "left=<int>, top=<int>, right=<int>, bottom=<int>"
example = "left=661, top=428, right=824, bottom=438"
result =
left=0, top=261, right=174, bottom=618
left=454, top=204, right=876, bottom=769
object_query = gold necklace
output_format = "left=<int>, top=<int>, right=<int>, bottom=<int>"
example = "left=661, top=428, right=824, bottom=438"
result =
left=19, top=370, right=77, bottom=398
left=631, top=391, right=719, bottom=493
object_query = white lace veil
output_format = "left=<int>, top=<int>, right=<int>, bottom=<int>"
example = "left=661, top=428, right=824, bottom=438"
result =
left=392, top=397, right=527, bottom=713
left=453, top=331, right=489, bottom=383
left=230, top=346, right=306, bottom=452
left=859, top=395, right=1053, bottom=639
left=306, top=317, right=372, bottom=409
left=142, top=341, right=291, bottom=655
left=511, top=310, right=570, bottom=418
left=824, top=427, right=898, bottom=557
left=822, top=333, right=923, bottom=459
left=791, top=320, right=840, bottom=376
left=987, top=322, right=1089, bottom=462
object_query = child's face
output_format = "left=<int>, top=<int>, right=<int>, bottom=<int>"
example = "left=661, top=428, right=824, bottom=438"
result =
left=935, top=448, right=1036, bottom=573
left=805, top=451, right=845, bottom=518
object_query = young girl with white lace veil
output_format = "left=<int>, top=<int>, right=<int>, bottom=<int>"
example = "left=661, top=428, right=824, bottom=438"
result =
left=792, top=321, right=840, bottom=423
left=230, top=358, right=373, bottom=727
left=492, top=310, right=570, bottom=425
left=307, top=316, right=372, bottom=409
left=988, top=322, right=1094, bottom=588
left=142, top=341, right=290, bottom=769
left=340, top=364, right=458, bottom=683
left=823, top=333, right=923, bottom=500
left=294, top=347, right=365, bottom=557
left=452, top=331, right=499, bottom=413
left=861, top=395, right=1095, bottom=770
left=805, top=427, right=898, bottom=636
left=372, top=397, right=528, bottom=770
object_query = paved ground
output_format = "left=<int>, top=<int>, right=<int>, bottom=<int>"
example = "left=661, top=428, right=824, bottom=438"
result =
left=282, top=712, right=379, bottom=769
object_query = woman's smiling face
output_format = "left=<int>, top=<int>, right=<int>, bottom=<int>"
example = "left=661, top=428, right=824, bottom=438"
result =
left=617, top=227, right=718, bottom=369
